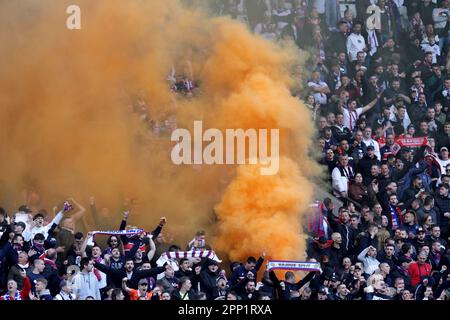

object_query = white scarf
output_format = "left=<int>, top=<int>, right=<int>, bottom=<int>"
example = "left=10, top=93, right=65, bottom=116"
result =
left=266, top=260, right=322, bottom=272
left=86, top=228, right=147, bottom=246
left=156, top=250, right=221, bottom=266
left=367, top=29, right=379, bottom=56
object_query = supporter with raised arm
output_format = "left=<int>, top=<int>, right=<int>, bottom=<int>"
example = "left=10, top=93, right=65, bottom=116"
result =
left=94, top=254, right=167, bottom=289
left=229, top=249, right=266, bottom=285
left=0, top=270, right=31, bottom=300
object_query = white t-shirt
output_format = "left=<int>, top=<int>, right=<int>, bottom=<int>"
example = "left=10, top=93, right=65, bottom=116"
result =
left=343, top=108, right=363, bottom=131
left=438, top=158, right=450, bottom=175
left=14, top=213, right=33, bottom=241
left=421, top=43, right=440, bottom=64
left=347, top=33, right=366, bottom=61
left=308, top=81, right=329, bottom=105
left=72, top=272, right=101, bottom=300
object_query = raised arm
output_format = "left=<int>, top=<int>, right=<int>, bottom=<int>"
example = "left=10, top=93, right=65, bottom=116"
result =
left=119, top=211, right=130, bottom=245
left=268, top=271, right=290, bottom=300
left=268, top=270, right=281, bottom=289
left=122, top=277, right=131, bottom=294
left=150, top=217, right=166, bottom=239
left=89, top=196, right=101, bottom=229
left=255, top=248, right=266, bottom=272
left=19, top=271, right=31, bottom=300
left=94, top=261, right=118, bottom=277
left=136, top=265, right=166, bottom=279
left=45, top=203, right=70, bottom=234
left=147, top=237, right=156, bottom=262
left=357, top=246, right=370, bottom=262
left=79, top=231, right=92, bottom=258
left=337, top=101, right=345, bottom=114
left=68, top=198, right=86, bottom=221
left=360, top=95, right=381, bottom=114
left=295, top=271, right=317, bottom=289
left=124, top=237, right=140, bottom=260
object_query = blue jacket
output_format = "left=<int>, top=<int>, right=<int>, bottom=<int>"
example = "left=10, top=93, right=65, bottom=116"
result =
left=229, top=256, right=264, bottom=285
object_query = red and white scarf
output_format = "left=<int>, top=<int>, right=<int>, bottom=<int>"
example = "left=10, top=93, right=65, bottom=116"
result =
left=86, top=229, right=147, bottom=246
left=156, top=250, right=221, bottom=266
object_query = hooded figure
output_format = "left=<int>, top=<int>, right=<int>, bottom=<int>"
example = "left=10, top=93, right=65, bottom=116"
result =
left=198, top=259, right=220, bottom=299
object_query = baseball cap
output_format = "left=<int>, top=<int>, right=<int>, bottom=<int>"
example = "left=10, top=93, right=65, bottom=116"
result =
left=417, top=227, right=425, bottom=233
left=206, top=258, right=219, bottom=266
left=14, top=221, right=26, bottom=230
left=138, top=279, right=148, bottom=285
left=440, top=147, right=449, bottom=152
left=367, top=145, right=375, bottom=151
left=330, top=275, right=339, bottom=282
left=318, top=286, right=328, bottom=294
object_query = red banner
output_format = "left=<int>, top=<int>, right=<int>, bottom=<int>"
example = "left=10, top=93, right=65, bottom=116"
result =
left=382, top=137, right=428, bottom=159
left=395, top=137, right=428, bottom=148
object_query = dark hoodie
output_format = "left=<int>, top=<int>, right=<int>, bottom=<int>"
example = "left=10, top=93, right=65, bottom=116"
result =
left=358, top=153, right=380, bottom=183
left=198, top=260, right=219, bottom=299
left=306, top=239, right=333, bottom=262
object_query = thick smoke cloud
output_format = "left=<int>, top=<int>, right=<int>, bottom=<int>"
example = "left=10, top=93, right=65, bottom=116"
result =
left=0, top=0, right=318, bottom=261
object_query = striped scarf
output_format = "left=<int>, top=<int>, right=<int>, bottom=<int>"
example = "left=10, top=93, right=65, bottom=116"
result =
left=156, top=250, right=221, bottom=266
left=2, top=291, right=22, bottom=300
left=86, top=229, right=146, bottom=246
left=307, top=202, right=329, bottom=238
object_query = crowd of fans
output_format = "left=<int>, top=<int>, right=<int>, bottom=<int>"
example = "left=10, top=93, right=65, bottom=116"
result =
left=303, top=0, right=450, bottom=301
left=1, top=0, right=450, bottom=301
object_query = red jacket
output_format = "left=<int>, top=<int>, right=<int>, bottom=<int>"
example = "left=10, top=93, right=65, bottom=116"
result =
left=0, top=276, right=31, bottom=300
left=408, top=262, right=431, bottom=287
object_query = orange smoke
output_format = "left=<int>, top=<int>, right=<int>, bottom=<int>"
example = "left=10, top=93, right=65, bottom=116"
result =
left=200, top=19, right=319, bottom=261
left=0, top=0, right=318, bottom=260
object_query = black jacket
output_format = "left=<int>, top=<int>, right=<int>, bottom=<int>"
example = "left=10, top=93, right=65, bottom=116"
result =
left=175, top=268, right=193, bottom=279
left=434, top=193, right=450, bottom=230
left=358, top=154, right=380, bottom=183
left=229, top=256, right=264, bottom=285
left=171, top=289, right=196, bottom=300
left=94, top=262, right=165, bottom=289
left=198, top=269, right=219, bottom=299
